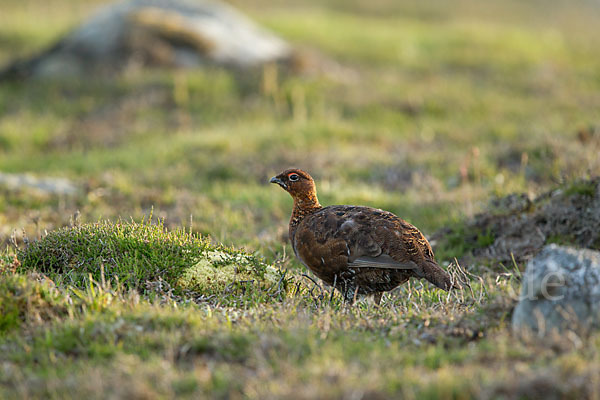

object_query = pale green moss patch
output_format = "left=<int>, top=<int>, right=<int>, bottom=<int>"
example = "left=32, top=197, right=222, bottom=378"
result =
left=177, top=251, right=281, bottom=293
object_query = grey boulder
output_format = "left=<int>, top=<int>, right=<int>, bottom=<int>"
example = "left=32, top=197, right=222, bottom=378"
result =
left=512, top=244, right=600, bottom=337
left=1, top=0, right=292, bottom=79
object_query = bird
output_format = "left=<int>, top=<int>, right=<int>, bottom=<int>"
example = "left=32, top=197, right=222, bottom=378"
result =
left=270, top=168, right=455, bottom=304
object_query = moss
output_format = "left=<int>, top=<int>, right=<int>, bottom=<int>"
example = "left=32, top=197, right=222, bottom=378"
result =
left=177, top=251, right=280, bottom=293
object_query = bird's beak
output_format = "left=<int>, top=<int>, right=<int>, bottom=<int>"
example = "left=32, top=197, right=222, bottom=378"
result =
left=269, top=176, right=286, bottom=189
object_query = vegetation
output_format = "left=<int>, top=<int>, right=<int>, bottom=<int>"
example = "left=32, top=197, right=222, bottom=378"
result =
left=1, top=0, right=599, bottom=397
left=18, top=219, right=281, bottom=299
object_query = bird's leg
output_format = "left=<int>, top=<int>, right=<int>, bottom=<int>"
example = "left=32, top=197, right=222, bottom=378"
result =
left=337, top=277, right=353, bottom=304
left=342, top=287, right=353, bottom=304
left=329, top=274, right=338, bottom=304
left=352, top=286, right=359, bottom=304
left=339, top=281, right=356, bottom=305
left=372, top=292, right=383, bottom=306
left=343, top=292, right=355, bottom=305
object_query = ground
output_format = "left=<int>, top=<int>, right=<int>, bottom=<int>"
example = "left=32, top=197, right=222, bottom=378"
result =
left=1, top=0, right=599, bottom=398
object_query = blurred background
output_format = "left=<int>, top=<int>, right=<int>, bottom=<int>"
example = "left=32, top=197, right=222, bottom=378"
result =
left=1, top=0, right=599, bottom=262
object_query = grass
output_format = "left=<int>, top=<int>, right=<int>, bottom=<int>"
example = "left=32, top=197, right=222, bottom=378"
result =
left=1, top=0, right=600, bottom=397
left=0, top=261, right=597, bottom=398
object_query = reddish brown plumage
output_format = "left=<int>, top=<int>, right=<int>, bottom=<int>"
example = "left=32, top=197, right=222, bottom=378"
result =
left=270, top=168, right=454, bottom=304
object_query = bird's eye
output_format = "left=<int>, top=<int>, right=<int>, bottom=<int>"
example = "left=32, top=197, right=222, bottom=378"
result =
left=288, top=173, right=299, bottom=181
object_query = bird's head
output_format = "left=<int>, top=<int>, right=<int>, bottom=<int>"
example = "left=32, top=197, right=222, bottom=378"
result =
left=269, top=168, right=319, bottom=204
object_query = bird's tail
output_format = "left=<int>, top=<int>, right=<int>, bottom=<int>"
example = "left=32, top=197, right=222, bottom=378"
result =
left=417, top=259, right=456, bottom=291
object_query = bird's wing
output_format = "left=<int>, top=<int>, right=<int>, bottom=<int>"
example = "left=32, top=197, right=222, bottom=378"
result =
left=348, top=255, right=417, bottom=270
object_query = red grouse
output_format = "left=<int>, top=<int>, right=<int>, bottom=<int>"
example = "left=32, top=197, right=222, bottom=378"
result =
left=270, top=168, right=454, bottom=304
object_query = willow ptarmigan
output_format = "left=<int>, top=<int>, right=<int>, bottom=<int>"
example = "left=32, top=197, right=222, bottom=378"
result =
left=270, top=168, right=454, bottom=304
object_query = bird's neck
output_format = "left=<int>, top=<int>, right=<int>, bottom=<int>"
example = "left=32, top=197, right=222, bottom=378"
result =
left=289, top=192, right=322, bottom=233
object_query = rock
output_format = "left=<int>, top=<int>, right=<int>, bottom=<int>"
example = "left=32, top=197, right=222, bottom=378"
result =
left=0, top=172, right=78, bottom=196
left=512, top=244, right=600, bottom=336
left=0, top=0, right=292, bottom=79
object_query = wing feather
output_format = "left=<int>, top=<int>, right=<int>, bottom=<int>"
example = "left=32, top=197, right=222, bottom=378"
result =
left=348, top=255, right=417, bottom=270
